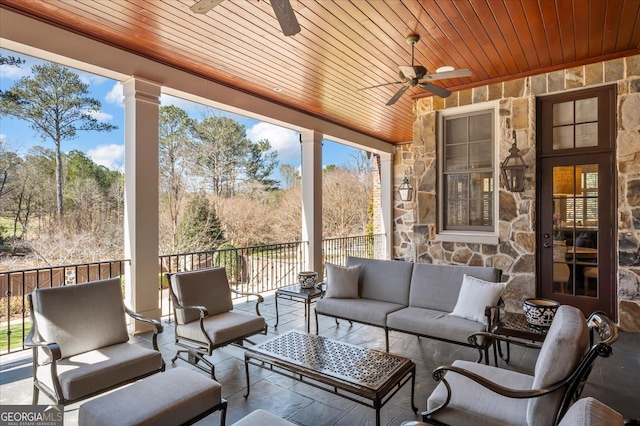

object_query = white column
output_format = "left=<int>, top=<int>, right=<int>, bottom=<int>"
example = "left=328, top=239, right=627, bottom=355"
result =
left=122, top=77, right=161, bottom=332
left=379, top=152, right=394, bottom=260
left=300, top=130, right=323, bottom=279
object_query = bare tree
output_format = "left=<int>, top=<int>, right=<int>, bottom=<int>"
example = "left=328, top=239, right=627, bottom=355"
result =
left=322, top=167, right=372, bottom=237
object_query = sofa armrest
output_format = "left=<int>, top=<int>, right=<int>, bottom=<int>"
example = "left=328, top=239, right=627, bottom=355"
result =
left=484, top=297, right=505, bottom=330
left=230, top=288, right=264, bottom=316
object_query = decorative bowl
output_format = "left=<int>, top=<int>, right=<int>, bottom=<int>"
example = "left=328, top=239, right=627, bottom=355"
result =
left=298, top=271, right=318, bottom=289
left=523, top=298, right=560, bottom=328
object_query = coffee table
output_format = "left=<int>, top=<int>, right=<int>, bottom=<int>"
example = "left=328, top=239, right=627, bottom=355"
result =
left=275, top=283, right=324, bottom=333
left=243, top=330, right=417, bottom=426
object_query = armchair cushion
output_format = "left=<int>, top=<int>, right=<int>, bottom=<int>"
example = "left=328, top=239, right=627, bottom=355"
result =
left=528, top=305, right=589, bottom=425
left=558, top=397, right=624, bottom=426
left=427, top=359, right=533, bottom=426
left=450, top=274, right=506, bottom=325
left=176, top=311, right=266, bottom=346
left=31, top=278, right=129, bottom=361
left=324, top=262, right=361, bottom=299
left=36, top=342, right=163, bottom=401
left=171, top=267, right=233, bottom=324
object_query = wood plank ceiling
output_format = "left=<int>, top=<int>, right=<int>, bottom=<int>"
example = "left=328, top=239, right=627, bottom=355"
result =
left=1, top=0, right=639, bottom=145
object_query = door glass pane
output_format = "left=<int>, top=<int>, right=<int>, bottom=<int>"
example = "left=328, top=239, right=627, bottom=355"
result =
left=575, top=123, right=598, bottom=147
left=553, top=126, right=573, bottom=149
left=553, top=101, right=573, bottom=126
left=575, top=97, right=597, bottom=122
left=551, top=164, right=600, bottom=297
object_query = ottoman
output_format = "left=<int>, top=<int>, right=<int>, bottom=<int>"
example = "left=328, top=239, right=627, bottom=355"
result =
left=79, top=367, right=227, bottom=426
left=232, top=409, right=295, bottom=426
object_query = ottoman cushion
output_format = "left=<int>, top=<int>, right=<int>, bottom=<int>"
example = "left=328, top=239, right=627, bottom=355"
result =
left=79, top=368, right=223, bottom=426
left=232, top=409, right=295, bottom=426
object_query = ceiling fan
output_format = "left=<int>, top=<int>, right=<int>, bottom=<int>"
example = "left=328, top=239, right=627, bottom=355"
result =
left=190, top=0, right=301, bottom=36
left=361, top=34, right=471, bottom=106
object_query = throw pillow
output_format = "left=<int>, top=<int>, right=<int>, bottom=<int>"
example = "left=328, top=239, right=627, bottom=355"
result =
left=324, top=262, right=361, bottom=299
left=450, top=274, right=506, bottom=324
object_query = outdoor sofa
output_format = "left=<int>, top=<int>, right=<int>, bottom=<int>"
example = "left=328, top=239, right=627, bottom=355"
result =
left=314, top=256, right=503, bottom=361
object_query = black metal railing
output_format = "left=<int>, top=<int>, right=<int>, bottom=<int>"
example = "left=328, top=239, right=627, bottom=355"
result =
left=0, top=260, right=129, bottom=354
left=322, top=234, right=386, bottom=271
left=159, top=241, right=309, bottom=318
left=0, top=234, right=386, bottom=354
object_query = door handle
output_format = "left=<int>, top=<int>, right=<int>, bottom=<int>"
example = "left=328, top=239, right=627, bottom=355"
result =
left=543, top=243, right=552, bottom=248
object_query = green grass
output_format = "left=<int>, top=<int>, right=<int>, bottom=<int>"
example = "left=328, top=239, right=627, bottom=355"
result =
left=0, top=321, right=31, bottom=353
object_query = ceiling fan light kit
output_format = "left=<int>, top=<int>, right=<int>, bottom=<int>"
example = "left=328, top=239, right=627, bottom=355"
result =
left=360, top=34, right=472, bottom=105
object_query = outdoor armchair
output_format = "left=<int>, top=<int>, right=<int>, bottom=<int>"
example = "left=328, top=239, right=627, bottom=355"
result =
left=25, top=277, right=165, bottom=405
left=421, top=306, right=618, bottom=426
left=167, top=266, right=267, bottom=379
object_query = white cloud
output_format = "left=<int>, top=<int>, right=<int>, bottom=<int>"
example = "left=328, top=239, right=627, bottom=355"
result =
left=0, top=63, right=29, bottom=79
left=105, top=82, right=124, bottom=107
left=88, top=144, right=124, bottom=171
left=78, top=71, right=107, bottom=86
left=246, top=122, right=299, bottom=163
left=86, top=110, right=113, bottom=121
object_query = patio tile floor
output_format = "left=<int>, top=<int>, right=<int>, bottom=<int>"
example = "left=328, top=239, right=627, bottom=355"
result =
left=1, top=294, right=639, bottom=425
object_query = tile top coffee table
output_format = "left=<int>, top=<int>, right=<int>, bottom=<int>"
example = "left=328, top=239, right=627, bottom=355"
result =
left=274, top=283, right=324, bottom=333
left=243, top=330, right=417, bottom=426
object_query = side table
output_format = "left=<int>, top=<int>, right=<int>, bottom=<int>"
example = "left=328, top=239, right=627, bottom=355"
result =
left=275, top=283, right=324, bottom=333
left=491, top=312, right=548, bottom=365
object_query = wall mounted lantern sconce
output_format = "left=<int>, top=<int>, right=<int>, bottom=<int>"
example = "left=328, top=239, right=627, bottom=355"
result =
left=398, top=168, right=413, bottom=201
left=500, top=131, right=527, bottom=192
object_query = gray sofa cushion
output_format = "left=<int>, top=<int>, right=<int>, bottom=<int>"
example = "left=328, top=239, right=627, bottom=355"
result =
left=386, top=307, right=487, bottom=345
left=427, top=359, right=533, bottom=426
left=31, top=278, right=129, bottom=360
left=346, top=257, right=413, bottom=305
left=315, top=298, right=405, bottom=327
left=171, top=267, right=234, bottom=324
left=527, top=305, right=589, bottom=426
left=37, top=342, right=164, bottom=401
left=409, top=263, right=501, bottom=312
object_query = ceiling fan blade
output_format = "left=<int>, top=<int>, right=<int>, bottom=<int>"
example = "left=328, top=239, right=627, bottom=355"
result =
left=399, top=65, right=426, bottom=79
left=418, top=82, right=451, bottom=98
left=422, top=68, right=472, bottom=81
left=386, top=85, right=409, bottom=106
left=358, top=81, right=403, bottom=91
left=271, top=0, right=301, bottom=36
left=190, top=0, right=225, bottom=14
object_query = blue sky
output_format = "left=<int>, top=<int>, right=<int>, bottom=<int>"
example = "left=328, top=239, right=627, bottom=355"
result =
left=0, top=49, right=361, bottom=183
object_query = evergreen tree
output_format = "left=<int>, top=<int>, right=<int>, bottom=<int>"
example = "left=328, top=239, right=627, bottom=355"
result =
left=0, top=63, right=117, bottom=218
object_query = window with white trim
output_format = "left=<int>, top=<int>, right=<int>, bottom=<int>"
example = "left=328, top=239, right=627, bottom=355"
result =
left=437, top=104, right=499, bottom=244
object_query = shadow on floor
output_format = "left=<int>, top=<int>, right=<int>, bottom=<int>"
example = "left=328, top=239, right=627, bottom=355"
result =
left=1, top=295, right=638, bottom=425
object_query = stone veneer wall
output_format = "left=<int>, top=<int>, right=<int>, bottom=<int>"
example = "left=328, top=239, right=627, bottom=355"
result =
left=393, top=55, right=640, bottom=330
